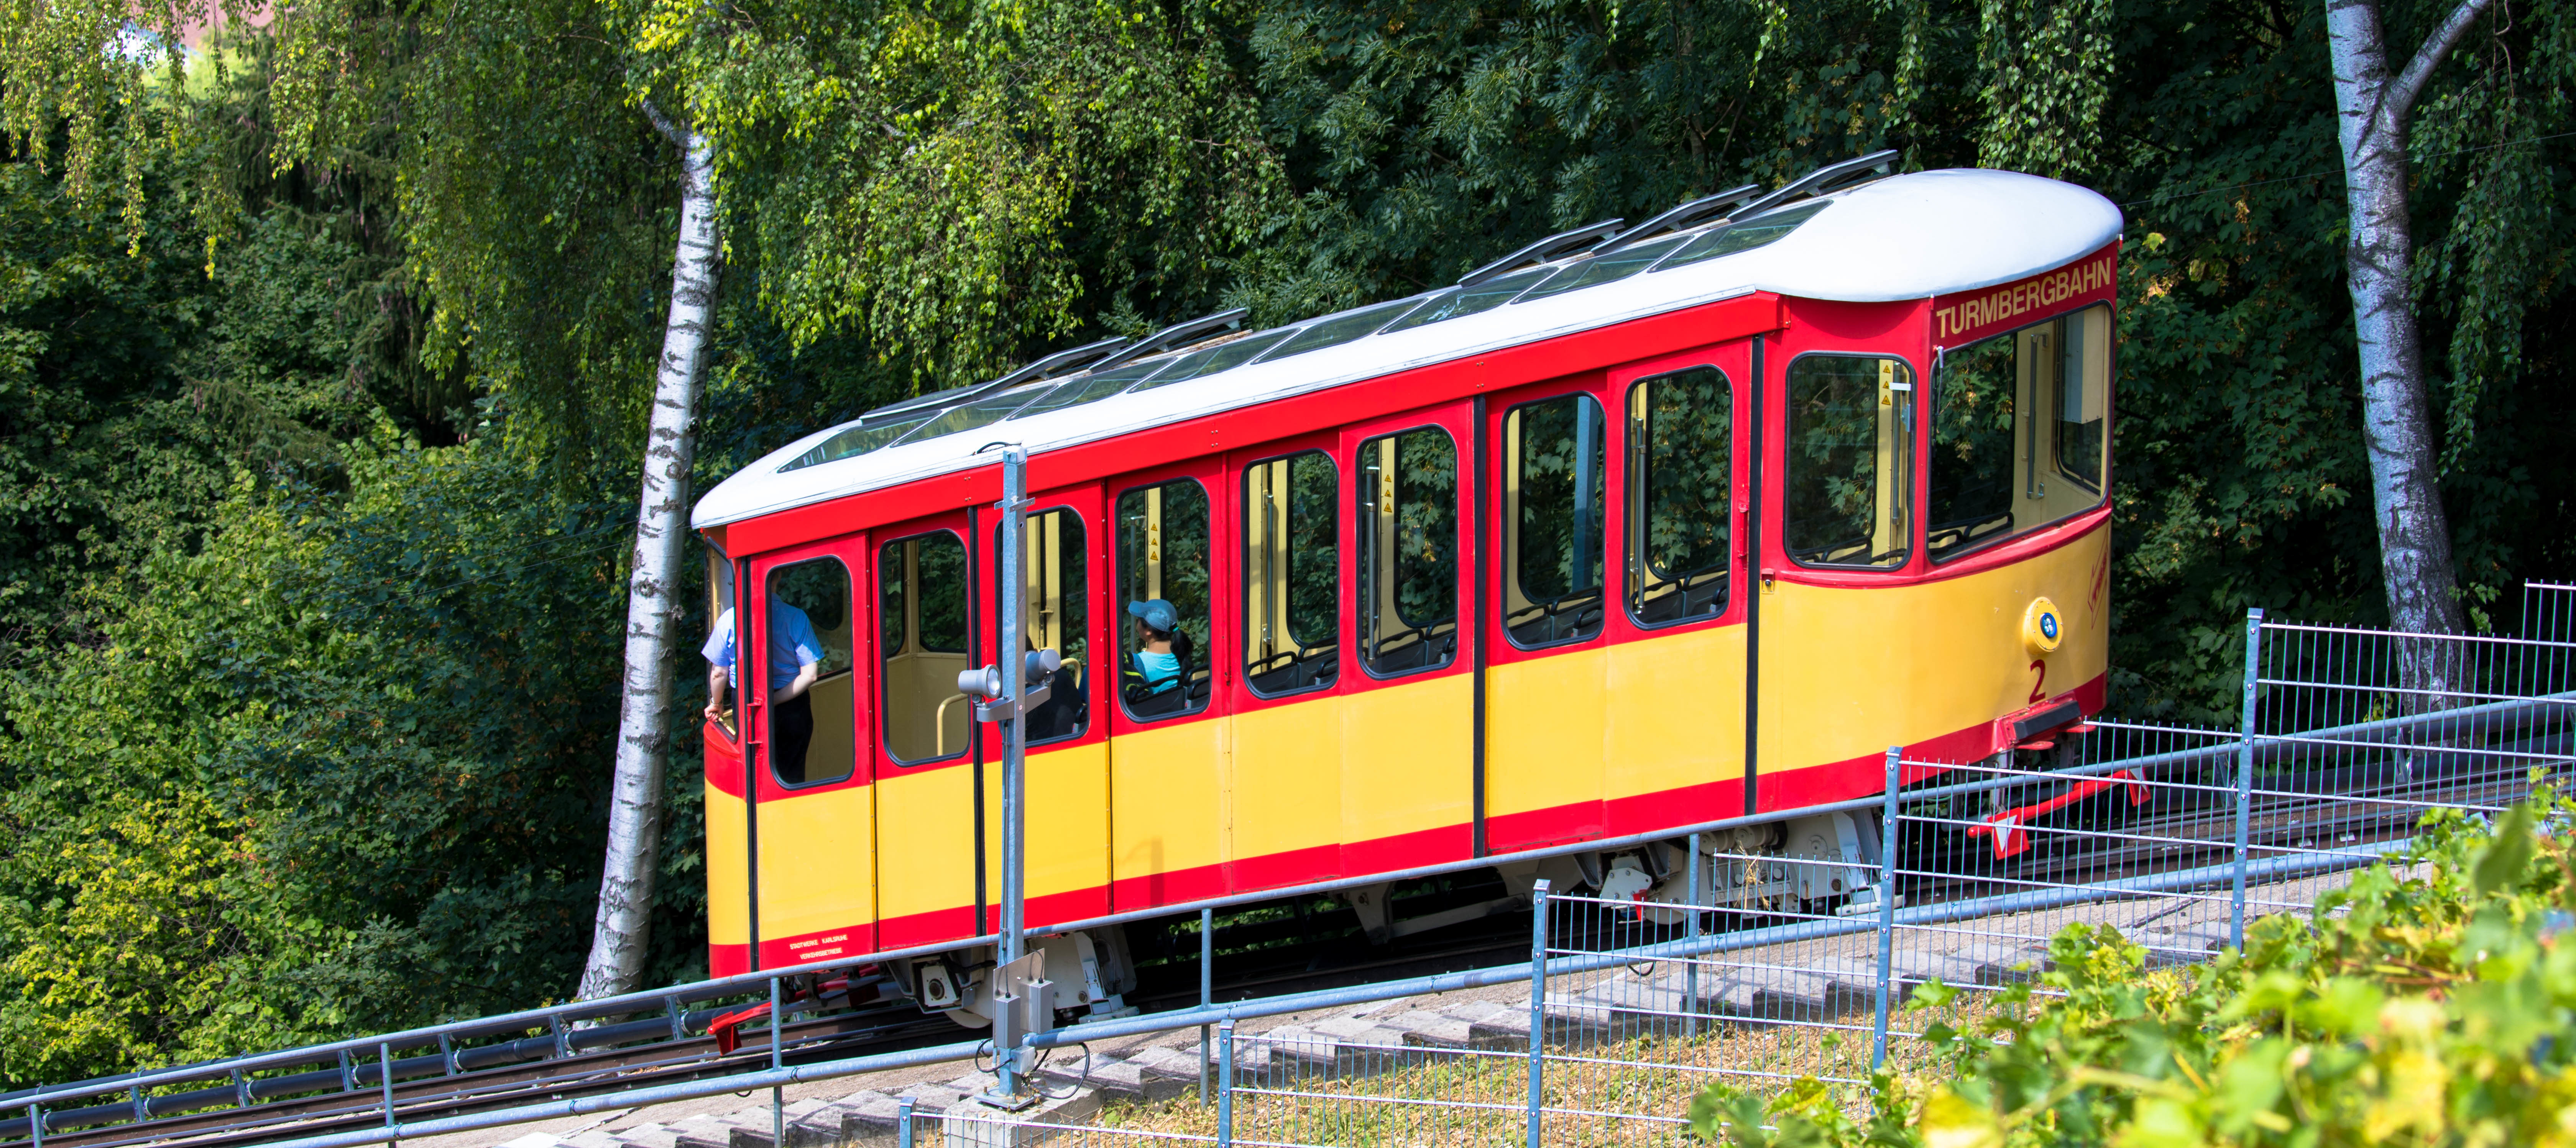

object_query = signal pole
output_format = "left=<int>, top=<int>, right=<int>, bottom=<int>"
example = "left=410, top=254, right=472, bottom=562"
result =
left=961, top=445, right=1052, bottom=1107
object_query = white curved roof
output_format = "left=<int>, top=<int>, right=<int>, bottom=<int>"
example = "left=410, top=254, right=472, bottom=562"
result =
left=696, top=168, right=2119, bottom=531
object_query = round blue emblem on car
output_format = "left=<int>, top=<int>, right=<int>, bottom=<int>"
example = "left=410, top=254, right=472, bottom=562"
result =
left=2040, top=613, right=2059, bottom=640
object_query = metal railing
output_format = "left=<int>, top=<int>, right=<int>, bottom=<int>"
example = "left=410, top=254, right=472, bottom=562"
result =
left=16, top=591, right=2576, bottom=1148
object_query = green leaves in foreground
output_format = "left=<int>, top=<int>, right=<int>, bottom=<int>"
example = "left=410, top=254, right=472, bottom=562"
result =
left=1692, top=793, right=2576, bottom=1146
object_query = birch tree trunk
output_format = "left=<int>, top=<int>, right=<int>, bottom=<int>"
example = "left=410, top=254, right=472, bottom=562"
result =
left=2323, top=0, right=2492, bottom=651
left=578, top=105, right=723, bottom=1002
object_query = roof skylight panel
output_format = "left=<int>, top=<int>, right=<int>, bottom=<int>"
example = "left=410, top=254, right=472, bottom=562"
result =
left=777, top=415, right=934, bottom=472
left=1514, top=233, right=1694, bottom=303
left=1653, top=201, right=1832, bottom=272
left=1377, top=267, right=1554, bottom=334
left=1257, top=297, right=1428, bottom=363
left=886, top=382, right=1060, bottom=448
left=1004, top=358, right=1178, bottom=421
left=1127, top=330, right=1296, bottom=394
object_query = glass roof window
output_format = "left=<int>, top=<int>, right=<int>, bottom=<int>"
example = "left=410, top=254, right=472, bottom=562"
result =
left=1513, top=233, right=1692, bottom=303
left=778, top=415, right=934, bottom=472
left=1257, top=298, right=1427, bottom=363
left=1129, top=330, right=1296, bottom=394
left=1652, top=200, right=1831, bottom=272
left=1378, top=267, right=1555, bottom=335
left=1005, top=358, right=1178, bottom=422
left=887, top=383, right=1059, bottom=449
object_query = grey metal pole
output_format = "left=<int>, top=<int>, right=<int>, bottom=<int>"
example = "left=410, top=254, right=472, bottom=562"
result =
left=1683, top=833, right=1701, bottom=1040
left=1873, top=746, right=1899, bottom=1072
left=996, top=445, right=1033, bottom=1099
left=379, top=1041, right=396, bottom=1138
left=2234, top=608, right=2262, bottom=948
left=895, top=1097, right=914, bottom=1148
left=1216, top=1018, right=1235, bottom=1148
left=1526, top=878, right=1549, bottom=1148
left=769, top=976, right=784, bottom=1147
left=1199, top=906, right=1214, bottom=1105
left=28, top=1102, right=42, bottom=1148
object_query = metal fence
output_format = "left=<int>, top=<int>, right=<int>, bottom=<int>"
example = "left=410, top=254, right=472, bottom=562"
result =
left=14, top=597, right=2576, bottom=1148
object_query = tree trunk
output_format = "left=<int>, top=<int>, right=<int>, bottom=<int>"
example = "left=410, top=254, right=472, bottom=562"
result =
left=579, top=106, right=723, bottom=1002
left=2323, top=0, right=2491, bottom=646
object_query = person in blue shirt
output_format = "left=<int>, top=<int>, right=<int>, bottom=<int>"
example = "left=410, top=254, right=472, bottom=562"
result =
left=1122, top=599, right=1194, bottom=712
left=702, top=599, right=825, bottom=778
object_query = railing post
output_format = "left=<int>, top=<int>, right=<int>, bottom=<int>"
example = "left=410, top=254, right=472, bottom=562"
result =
left=895, top=1096, right=914, bottom=1148
left=1874, top=745, right=1899, bottom=1072
left=26, top=1103, right=40, bottom=1148
left=1217, top=1018, right=1236, bottom=1148
left=380, top=1041, right=396, bottom=1137
left=769, top=976, right=784, bottom=1148
left=1199, top=906, right=1214, bottom=1106
left=130, top=1085, right=145, bottom=1124
left=1684, top=833, right=1701, bottom=1040
left=1527, top=878, right=1550, bottom=1148
left=2234, top=607, right=2263, bottom=949
left=338, top=1048, right=355, bottom=1093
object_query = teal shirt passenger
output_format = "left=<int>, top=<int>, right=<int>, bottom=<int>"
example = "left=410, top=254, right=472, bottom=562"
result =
left=1132, top=648, right=1181, bottom=694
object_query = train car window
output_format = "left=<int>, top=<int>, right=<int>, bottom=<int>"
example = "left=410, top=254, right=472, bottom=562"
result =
left=879, top=531, right=971, bottom=763
left=1503, top=394, right=1608, bottom=646
left=1654, top=201, right=1831, bottom=272
left=1009, top=359, right=1178, bottom=421
left=1357, top=428, right=1459, bottom=676
left=1515, top=235, right=1690, bottom=303
left=1928, top=303, right=2111, bottom=561
left=1116, top=480, right=1214, bottom=720
left=704, top=548, right=739, bottom=739
left=2052, top=307, right=2111, bottom=494
left=1627, top=366, right=1732, bottom=625
left=1257, top=298, right=1426, bottom=363
left=779, top=414, right=933, bottom=472
left=763, top=558, right=856, bottom=786
left=889, top=384, right=1056, bottom=448
left=1243, top=451, right=1340, bottom=697
left=1378, top=268, right=1553, bottom=334
left=992, top=510, right=1089, bottom=744
left=1130, top=330, right=1296, bottom=393
left=1785, top=355, right=1914, bottom=569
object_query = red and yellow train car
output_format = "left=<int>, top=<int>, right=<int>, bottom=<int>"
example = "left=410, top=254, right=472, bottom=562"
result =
left=689, top=158, right=2121, bottom=1015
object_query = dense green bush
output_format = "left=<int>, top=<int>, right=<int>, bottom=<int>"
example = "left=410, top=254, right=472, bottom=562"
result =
left=1691, top=796, right=2576, bottom=1146
left=0, top=434, right=690, bottom=1082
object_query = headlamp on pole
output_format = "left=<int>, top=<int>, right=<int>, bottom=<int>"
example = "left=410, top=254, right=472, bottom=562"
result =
left=956, top=648, right=1058, bottom=719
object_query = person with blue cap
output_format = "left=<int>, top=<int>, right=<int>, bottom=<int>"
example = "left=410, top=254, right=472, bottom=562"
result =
left=1123, top=598, right=1193, bottom=707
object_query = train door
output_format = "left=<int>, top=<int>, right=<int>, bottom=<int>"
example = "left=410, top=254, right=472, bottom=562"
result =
left=1224, top=429, right=1350, bottom=889
left=705, top=548, right=751, bottom=976
left=1480, top=374, right=1619, bottom=852
left=979, top=485, right=1112, bottom=925
left=1756, top=322, right=1923, bottom=811
left=1336, top=403, right=1477, bottom=872
left=1105, top=456, right=1232, bottom=909
left=1598, top=345, right=1756, bottom=833
left=868, top=510, right=983, bottom=948
left=743, top=537, right=875, bottom=968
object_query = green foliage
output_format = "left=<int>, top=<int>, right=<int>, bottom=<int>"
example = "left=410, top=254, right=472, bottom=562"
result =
left=1690, top=792, right=2576, bottom=1146
left=0, top=433, right=715, bottom=1085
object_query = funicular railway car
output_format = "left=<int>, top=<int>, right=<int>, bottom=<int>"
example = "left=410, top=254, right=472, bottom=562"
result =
left=689, top=154, right=2121, bottom=1024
